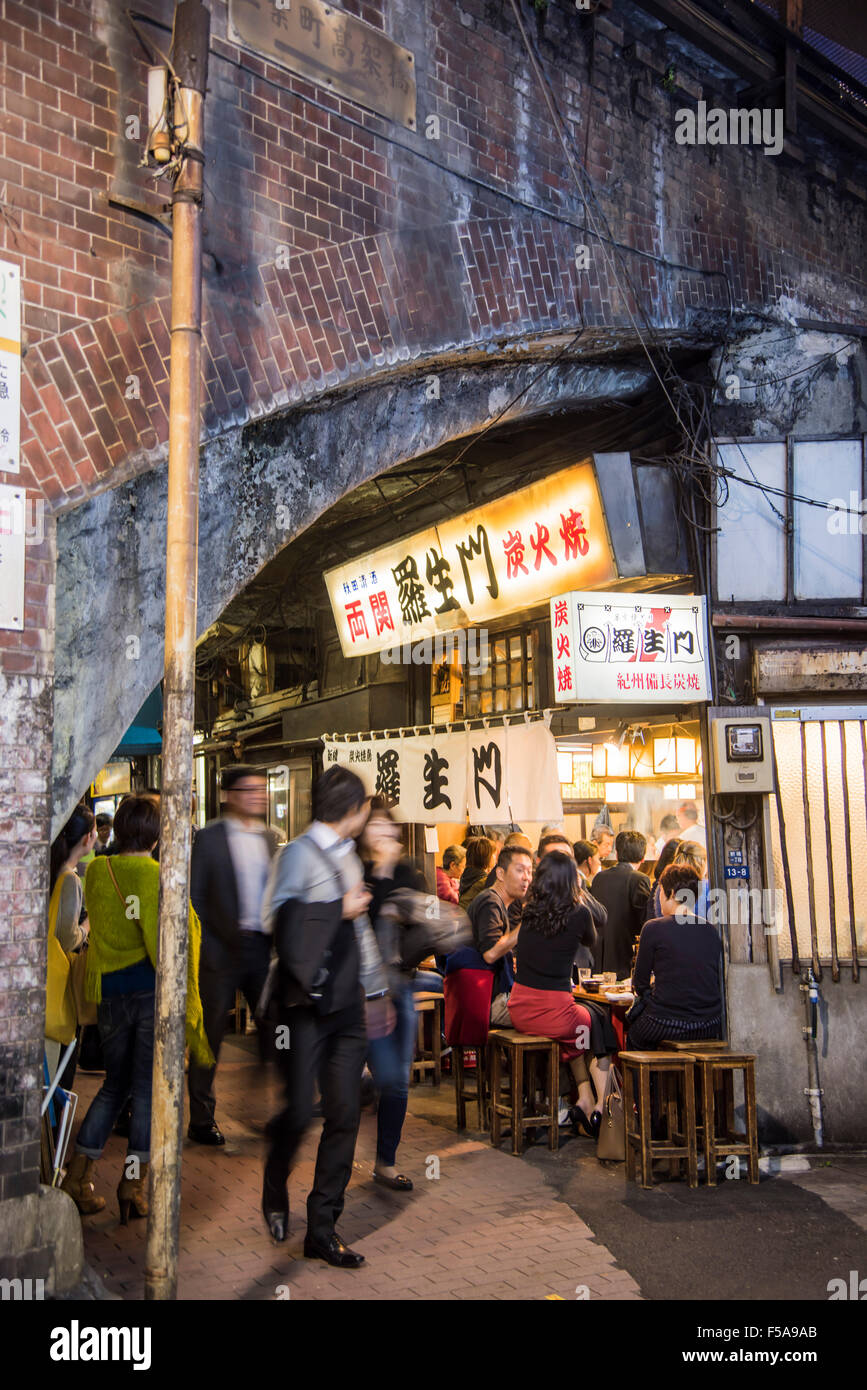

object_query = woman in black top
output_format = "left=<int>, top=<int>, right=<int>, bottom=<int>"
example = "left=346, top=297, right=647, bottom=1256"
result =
left=628, top=862, right=724, bottom=1048
left=509, top=852, right=615, bottom=1136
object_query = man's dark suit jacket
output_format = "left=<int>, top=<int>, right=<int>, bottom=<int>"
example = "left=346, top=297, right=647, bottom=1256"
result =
left=590, top=862, right=652, bottom=980
left=190, top=818, right=281, bottom=973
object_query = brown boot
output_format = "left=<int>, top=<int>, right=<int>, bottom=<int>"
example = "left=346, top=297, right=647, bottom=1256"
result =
left=61, top=1152, right=106, bottom=1215
left=117, top=1158, right=149, bottom=1225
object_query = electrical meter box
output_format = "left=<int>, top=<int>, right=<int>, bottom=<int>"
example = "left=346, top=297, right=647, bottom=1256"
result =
left=710, top=715, right=774, bottom=794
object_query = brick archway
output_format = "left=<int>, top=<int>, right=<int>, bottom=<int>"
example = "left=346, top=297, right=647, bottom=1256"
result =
left=51, top=349, right=667, bottom=829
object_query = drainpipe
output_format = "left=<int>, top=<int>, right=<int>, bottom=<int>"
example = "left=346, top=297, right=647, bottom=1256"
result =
left=144, top=0, right=209, bottom=1302
left=800, top=969, right=824, bottom=1149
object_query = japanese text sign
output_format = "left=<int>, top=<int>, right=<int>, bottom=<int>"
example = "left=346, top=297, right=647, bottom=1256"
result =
left=0, top=260, right=21, bottom=475
left=326, top=462, right=616, bottom=658
left=228, top=0, right=416, bottom=130
left=323, top=719, right=562, bottom=824
left=551, top=591, right=711, bottom=703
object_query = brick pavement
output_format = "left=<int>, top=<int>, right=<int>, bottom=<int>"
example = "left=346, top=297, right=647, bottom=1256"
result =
left=73, top=1037, right=642, bottom=1302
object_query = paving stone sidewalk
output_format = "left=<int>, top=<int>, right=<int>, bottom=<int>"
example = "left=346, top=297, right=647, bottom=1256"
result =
left=73, top=1039, right=642, bottom=1302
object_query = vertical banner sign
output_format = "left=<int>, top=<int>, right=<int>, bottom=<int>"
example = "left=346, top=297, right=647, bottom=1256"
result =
left=551, top=591, right=711, bottom=703
left=323, top=722, right=563, bottom=823
left=0, top=260, right=21, bottom=475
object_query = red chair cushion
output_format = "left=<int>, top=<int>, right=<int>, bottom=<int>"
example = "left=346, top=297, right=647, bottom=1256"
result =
left=444, top=969, right=494, bottom=1048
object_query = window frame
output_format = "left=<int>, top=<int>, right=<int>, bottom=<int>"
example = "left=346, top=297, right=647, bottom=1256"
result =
left=712, top=434, right=867, bottom=609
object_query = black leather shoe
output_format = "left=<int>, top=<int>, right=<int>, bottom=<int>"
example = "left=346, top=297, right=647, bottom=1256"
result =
left=303, top=1233, right=365, bottom=1269
left=187, top=1122, right=225, bottom=1146
left=373, top=1170, right=413, bottom=1191
left=262, top=1202, right=289, bottom=1243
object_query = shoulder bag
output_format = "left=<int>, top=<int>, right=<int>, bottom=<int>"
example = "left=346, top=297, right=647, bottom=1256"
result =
left=45, top=876, right=77, bottom=1044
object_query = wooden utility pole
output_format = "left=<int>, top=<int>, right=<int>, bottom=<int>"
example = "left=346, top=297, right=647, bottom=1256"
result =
left=145, top=0, right=210, bottom=1302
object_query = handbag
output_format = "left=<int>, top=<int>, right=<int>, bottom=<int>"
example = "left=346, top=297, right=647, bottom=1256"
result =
left=596, top=1066, right=626, bottom=1162
left=69, top=944, right=97, bottom=1027
left=45, top=877, right=77, bottom=1044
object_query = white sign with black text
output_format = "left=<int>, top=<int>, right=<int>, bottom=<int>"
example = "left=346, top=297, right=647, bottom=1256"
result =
left=551, top=590, right=711, bottom=703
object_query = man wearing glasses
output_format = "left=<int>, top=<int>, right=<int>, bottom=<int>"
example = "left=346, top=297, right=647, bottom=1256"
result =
left=187, top=764, right=281, bottom=1145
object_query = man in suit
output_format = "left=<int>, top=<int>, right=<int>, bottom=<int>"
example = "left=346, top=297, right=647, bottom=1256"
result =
left=261, top=766, right=391, bottom=1268
left=187, top=765, right=281, bottom=1145
left=591, top=830, right=652, bottom=980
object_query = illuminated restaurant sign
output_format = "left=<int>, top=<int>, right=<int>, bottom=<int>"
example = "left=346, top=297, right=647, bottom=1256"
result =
left=325, top=462, right=616, bottom=658
left=551, top=590, right=711, bottom=703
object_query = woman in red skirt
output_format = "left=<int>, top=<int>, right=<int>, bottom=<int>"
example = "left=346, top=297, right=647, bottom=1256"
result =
left=509, top=852, right=610, bottom=1137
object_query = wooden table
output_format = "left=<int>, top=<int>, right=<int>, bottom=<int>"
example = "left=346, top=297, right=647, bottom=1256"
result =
left=573, top=988, right=633, bottom=1051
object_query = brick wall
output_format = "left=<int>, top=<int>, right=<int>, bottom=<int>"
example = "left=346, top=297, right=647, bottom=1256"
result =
left=0, top=0, right=865, bottom=1199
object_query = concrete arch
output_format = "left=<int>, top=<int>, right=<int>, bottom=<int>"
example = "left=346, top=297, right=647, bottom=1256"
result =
left=52, top=352, right=660, bottom=829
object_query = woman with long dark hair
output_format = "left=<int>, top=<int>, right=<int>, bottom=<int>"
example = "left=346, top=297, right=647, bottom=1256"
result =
left=49, top=803, right=96, bottom=948
left=508, top=852, right=614, bottom=1136
left=45, top=804, right=97, bottom=1086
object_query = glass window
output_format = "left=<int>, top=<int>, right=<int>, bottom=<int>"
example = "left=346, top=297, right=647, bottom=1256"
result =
left=464, top=628, right=537, bottom=718
left=715, top=442, right=787, bottom=601
left=793, top=440, right=862, bottom=599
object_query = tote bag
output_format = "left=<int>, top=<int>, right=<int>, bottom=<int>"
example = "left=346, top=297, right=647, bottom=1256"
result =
left=45, top=877, right=76, bottom=1044
left=597, top=1065, right=626, bottom=1162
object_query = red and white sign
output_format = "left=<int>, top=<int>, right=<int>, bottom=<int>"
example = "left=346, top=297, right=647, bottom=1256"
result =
left=551, top=591, right=711, bottom=703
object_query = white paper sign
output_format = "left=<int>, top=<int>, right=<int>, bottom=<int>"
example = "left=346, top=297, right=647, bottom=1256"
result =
left=322, top=721, right=563, bottom=824
left=0, top=260, right=21, bottom=475
left=551, top=590, right=711, bottom=703
left=0, top=485, right=25, bottom=629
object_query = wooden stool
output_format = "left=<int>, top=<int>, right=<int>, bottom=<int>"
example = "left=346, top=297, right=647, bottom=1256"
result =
left=660, top=1039, right=726, bottom=1053
left=488, top=1030, right=559, bottom=1156
left=228, top=989, right=247, bottom=1034
left=692, top=1050, right=760, bottom=1185
left=453, top=1045, right=489, bottom=1130
left=620, top=1051, right=699, bottom=1189
left=411, top=992, right=443, bottom=1086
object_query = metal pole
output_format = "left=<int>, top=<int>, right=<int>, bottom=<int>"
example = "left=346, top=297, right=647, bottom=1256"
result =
left=145, top=0, right=210, bottom=1302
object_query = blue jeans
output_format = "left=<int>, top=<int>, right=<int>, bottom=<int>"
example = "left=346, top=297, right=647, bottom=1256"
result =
left=76, top=989, right=155, bottom=1162
left=367, top=984, right=416, bottom=1167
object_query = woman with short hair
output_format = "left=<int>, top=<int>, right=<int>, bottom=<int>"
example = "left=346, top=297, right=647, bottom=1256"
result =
left=61, top=794, right=212, bottom=1222
left=627, top=862, right=723, bottom=1049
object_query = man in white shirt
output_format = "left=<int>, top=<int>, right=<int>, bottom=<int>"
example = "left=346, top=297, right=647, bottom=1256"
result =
left=187, top=765, right=281, bottom=1146
left=677, top=800, right=707, bottom=850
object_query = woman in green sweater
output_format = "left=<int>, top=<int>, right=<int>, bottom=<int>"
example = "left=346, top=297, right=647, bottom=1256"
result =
left=61, top=794, right=212, bottom=1223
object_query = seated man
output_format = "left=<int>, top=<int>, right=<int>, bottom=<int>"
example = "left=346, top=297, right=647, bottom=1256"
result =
left=467, top=845, right=532, bottom=1027
left=591, top=830, right=651, bottom=980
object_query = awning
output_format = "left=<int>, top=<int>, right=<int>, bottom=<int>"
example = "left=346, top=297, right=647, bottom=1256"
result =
left=114, top=686, right=163, bottom=755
